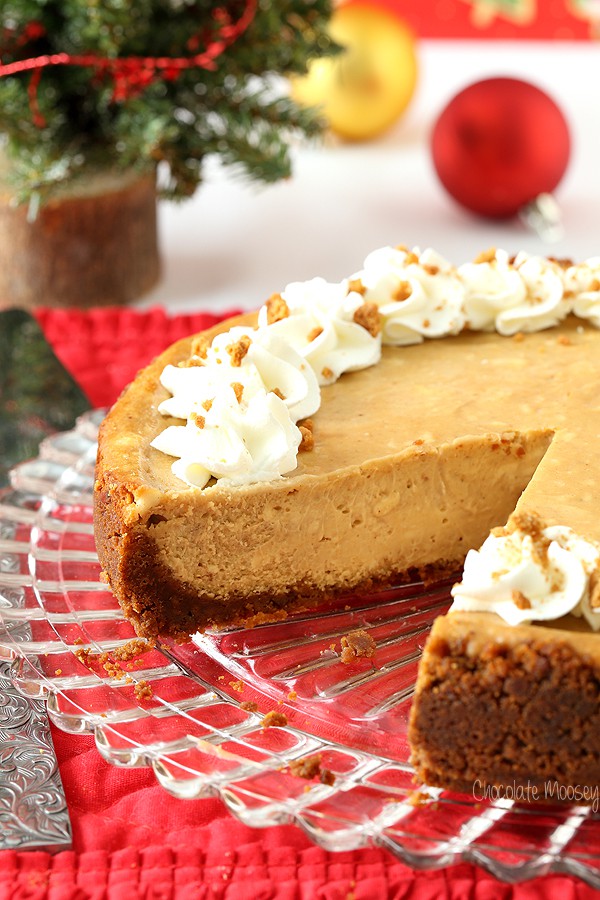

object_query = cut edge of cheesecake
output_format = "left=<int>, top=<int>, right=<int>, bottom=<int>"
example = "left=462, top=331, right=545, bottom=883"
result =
left=94, top=429, right=553, bottom=642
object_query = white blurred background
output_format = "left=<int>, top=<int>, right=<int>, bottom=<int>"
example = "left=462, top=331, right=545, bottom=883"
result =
left=137, top=41, right=600, bottom=314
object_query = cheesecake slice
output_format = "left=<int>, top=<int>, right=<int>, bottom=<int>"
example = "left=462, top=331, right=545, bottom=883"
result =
left=409, top=611, right=600, bottom=794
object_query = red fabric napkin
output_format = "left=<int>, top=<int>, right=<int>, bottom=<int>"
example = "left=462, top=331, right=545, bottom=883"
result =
left=0, top=307, right=597, bottom=899
left=35, top=307, right=241, bottom=410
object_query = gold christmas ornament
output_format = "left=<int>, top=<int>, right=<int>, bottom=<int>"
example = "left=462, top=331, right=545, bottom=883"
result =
left=291, top=2, right=418, bottom=141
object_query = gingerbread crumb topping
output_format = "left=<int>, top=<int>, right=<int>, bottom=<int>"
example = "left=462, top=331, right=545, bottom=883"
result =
left=271, top=387, right=286, bottom=401
left=289, top=754, right=335, bottom=785
left=589, top=569, right=600, bottom=610
left=231, top=382, right=244, bottom=404
left=265, top=292, right=290, bottom=324
left=240, top=701, right=259, bottom=712
left=422, top=264, right=439, bottom=276
left=307, top=326, right=323, bottom=343
left=474, top=247, right=497, bottom=264
left=191, top=412, right=205, bottom=429
left=202, top=398, right=213, bottom=412
left=226, top=335, right=251, bottom=367
left=134, top=680, right=153, bottom=701
left=407, top=789, right=431, bottom=808
left=113, top=639, right=154, bottom=661
left=392, top=281, right=412, bottom=302
left=398, top=248, right=419, bottom=265
left=353, top=300, right=381, bottom=337
left=74, top=640, right=155, bottom=684
left=511, top=590, right=532, bottom=610
left=347, top=277, right=366, bottom=296
left=322, top=366, right=334, bottom=380
left=549, top=256, right=575, bottom=270
left=340, top=629, right=376, bottom=663
left=506, top=512, right=552, bottom=567
left=74, top=647, right=92, bottom=666
left=299, top=418, right=315, bottom=452
left=191, top=335, right=211, bottom=359
left=261, top=710, right=288, bottom=729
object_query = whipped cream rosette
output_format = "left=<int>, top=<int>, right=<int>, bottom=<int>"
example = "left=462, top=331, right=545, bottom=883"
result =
left=152, top=326, right=320, bottom=487
left=458, top=249, right=527, bottom=331
left=565, top=256, right=600, bottom=327
left=258, top=277, right=382, bottom=386
left=356, top=246, right=466, bottom=345
left=460, top=250, right=569, bottom=335
left=153, top=385, right=302, bottom=488
left=450, top=516, right=600, bottom=630
left=504, top=252, right=570, bottom=334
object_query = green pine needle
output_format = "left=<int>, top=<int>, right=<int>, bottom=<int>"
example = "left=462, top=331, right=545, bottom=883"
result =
left=0, top=1, right=335, bottom=203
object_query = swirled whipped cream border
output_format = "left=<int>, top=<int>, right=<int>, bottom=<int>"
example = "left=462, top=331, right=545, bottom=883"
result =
left=151, top=244, right=600, bottom=489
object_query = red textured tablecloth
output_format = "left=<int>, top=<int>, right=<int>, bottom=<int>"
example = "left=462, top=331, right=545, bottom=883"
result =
left=1, top=307, right=596, bottom=900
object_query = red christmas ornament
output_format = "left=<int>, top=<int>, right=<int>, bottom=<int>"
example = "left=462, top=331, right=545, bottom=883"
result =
left=431, top=77, right=571, bottom=220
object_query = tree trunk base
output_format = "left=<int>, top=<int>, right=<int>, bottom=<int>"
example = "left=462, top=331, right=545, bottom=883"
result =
left=0, top=170, right=160, bottom=309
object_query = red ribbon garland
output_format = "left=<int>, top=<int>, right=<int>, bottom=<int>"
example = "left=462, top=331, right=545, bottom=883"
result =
left=0, top=2, right=256, bottom=126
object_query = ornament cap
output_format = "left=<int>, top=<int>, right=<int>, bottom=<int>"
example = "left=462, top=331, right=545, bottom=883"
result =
left=519, top=192, right=564, bottom=243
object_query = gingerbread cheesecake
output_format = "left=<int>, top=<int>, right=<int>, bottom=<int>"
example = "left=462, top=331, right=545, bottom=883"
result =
left=94, top=243, right=600, bottom=794
left=94, top=246, right=600, bottom=641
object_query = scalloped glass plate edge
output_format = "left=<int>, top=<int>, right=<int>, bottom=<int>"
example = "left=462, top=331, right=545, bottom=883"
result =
left=0, top=412, right=597, bottom=886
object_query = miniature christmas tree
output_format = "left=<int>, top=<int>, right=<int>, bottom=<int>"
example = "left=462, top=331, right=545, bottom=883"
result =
left=0, top=1, right=335, bottom=205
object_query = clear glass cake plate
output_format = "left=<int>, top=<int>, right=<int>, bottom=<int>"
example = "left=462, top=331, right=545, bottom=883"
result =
left=0, top=411, right=598, bottom=886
